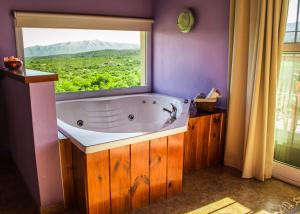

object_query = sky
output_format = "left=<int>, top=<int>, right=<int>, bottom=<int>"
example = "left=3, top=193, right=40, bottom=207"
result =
left=22, top=28, right=141, bottom=48
left=287, top=0, right=299, bottom=25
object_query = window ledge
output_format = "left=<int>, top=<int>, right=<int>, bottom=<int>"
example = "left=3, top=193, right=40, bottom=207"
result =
left=2, top=69, right=58, bottom=84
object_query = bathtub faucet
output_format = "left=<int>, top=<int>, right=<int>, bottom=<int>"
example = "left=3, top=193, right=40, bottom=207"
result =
left=163, top=103, right=177, bottom=119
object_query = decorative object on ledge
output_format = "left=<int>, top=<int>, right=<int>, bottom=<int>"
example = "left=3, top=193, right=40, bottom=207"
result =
left=177, top=8, right=195, bottom=33
left=4, top=69, right=58, bottom=84
left=193, top=88, right=222, bottom=113
left=4, top=56, right=23, bottom=71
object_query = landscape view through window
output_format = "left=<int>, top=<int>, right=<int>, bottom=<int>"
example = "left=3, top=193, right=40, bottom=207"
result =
left=22, top=28, right=143, bottom=93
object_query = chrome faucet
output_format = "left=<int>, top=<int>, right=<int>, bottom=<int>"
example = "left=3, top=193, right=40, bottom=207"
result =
left=163, top=103, right=177, bottom=119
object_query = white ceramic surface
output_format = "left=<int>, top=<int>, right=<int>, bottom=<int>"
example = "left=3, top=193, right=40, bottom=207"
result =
left=57, top=93, right=190, bottom=153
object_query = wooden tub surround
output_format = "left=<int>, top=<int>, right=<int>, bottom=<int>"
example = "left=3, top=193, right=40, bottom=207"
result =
left=184, top=110, right=226, bottom=173
left=59, top=110, right=226, bottom=214
left=59, top=133, right=184, bottom=214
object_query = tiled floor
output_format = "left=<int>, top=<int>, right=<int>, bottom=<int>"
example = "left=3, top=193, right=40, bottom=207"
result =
left=132, top=168, right=300, bottom=214
left=1, top=152, right=300, bottom=214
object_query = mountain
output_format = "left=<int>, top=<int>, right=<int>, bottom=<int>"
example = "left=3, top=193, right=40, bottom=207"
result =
left=24, top=40, right=140, bottom=57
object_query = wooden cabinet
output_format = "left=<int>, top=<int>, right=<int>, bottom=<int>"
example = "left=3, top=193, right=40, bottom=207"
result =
left=183, top=112, right=226, bottom=173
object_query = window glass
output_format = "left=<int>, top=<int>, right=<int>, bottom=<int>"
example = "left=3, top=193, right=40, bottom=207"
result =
left=286, top=0, right=298, bottom=31
left=284, top=0, right=300, bottom=43
left=285, top=31, right=296, bottom=43
left=22, top=28, right=146, bottom=93
left=275, top=53, right=300, bottom=168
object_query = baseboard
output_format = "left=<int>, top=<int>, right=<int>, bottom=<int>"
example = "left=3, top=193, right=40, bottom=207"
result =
left=272, top=161, right=300, bottom=187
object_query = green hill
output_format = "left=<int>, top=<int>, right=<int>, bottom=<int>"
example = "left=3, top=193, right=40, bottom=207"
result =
left=25, top=49, right=142, bottom=93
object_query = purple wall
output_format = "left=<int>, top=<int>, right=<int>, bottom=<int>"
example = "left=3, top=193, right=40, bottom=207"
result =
left=2, top=78, right=41, bottom=204
left=0, top=82, right=9, bottom=152
left=2, top=78, right=64, bottom=207
left=152, top=0, right=229, bottom=108
left=30, top=82, right=63, bottom=206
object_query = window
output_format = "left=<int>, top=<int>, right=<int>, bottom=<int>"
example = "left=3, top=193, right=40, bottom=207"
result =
left=275, top=0, right=300, bottom=168
left=14, top=12, right=153, bottom=100
left=284, top=0, right=300, bottom=43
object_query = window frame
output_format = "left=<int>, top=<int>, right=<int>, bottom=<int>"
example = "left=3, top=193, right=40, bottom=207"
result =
left=283, top=43, right=300, bottom=52
left=14, top=12, right=153, bottom=101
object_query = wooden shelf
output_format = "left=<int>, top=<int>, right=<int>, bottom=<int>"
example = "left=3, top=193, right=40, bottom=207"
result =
left=1, top=68, right=58, bottom=84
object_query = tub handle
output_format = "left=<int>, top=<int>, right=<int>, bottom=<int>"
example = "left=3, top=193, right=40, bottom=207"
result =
left=163, top=103, right=177, bottom=119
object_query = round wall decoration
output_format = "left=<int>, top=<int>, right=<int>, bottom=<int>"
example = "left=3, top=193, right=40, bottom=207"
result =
left=177, top=9, right=195, bottom=33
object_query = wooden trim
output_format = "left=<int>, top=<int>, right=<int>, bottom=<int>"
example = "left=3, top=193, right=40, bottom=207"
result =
left=283, top=43, right=300, bottom=52
left=15, top=11, right=154, bottom=31
left=4, top=69, right=58, bottom=84
left=140, top=32, right=146, bottom=86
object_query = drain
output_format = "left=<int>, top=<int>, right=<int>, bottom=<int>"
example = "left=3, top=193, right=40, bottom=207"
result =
left=77, top=120, right=84, bottom=127
left=128, top=114, right=135, bottom=121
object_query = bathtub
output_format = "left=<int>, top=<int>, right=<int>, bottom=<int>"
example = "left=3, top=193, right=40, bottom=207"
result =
left=57, top=93, right=190, bottom=153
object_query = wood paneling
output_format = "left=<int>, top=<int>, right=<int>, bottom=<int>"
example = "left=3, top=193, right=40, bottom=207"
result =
left=196, top=115, right=211, bottom=169
left=208, top=113, right=223, bottom=166
left=60, top=134, right=185, bottom=214
left=86, top=150, right=110, bottom=214
left=130, top=142, right=149, bottom=210
left=183, top=112, right=226, bottom=173
left=149, top=137, right=167, bottom=203
left=167, top=133, right=184, bottom=198
left=110, top=145, right=131, bottom=214
left=72, top=144, right=87, bottom=213
left=59, top=139, right=75, bottom=209
left=183, top=118, right=198, bottom=172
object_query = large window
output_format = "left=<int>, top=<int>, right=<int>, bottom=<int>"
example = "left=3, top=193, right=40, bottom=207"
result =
left=275, top=0, right=300, bottom=168
left=14, top=12, right=153, bottom=99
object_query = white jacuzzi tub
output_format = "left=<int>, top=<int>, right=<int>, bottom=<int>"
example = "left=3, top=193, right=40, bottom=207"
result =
left=57, top=93, right=190, bottom=153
